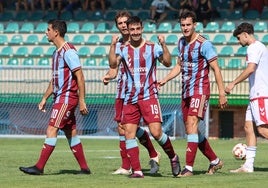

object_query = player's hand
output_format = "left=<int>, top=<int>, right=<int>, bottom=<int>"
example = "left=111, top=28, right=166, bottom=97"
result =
left=225, top=83, right=235, bottom=95
left=111, top=35, right=119, bottom=45
left=79, top=101, right=89, bottom=115
left=157, top=79, right=166, bottom=90
left=218, top=95, right=228, bottom=109
left=38, top=99, right=46, bottom=112
left=158, top=35, right=165, bottom=45
left=102, top=74, right=110, bottom=85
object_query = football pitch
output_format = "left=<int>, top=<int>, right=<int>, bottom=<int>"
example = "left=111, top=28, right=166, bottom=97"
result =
left=1, top=138, right=268, bottom=188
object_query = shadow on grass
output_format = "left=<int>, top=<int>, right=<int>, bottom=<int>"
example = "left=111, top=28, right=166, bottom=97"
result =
left=143, top=168, right=169, bottom=177
left=254, top=167, right=268, bottom=172
left=50, top=169, right=91, bottom=175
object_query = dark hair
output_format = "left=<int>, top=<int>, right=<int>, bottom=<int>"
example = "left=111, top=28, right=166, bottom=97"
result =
left=179, top=10, right=197, bottom=23
left=114, top=10, right=131, bottom=25
left=233, top=22, right=254, bottom=37
left=47, top=19, right=67, bottom=37
left=126, top=16, right=142, bottom=27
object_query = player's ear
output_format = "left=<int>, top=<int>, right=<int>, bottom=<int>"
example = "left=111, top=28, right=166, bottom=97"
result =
left=193, top=22, right=197, bottom=29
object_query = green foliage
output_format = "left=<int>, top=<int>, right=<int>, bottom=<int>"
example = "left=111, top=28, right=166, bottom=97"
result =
left=1, top=138, right=268, bottom=188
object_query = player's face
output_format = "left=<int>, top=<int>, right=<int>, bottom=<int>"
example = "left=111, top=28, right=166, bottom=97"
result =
left=128, top=23, right=143, bottom=42
left=236, top=32, right=247, bottom=47
left=180, top=17, right=196, bottom=38
left=46, top=24, right=57, bottom=43
left=116, top=16, right=129, bottom=35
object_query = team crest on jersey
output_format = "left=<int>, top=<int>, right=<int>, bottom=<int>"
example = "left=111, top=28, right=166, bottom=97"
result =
left=190, top=49, right=198, bottom=58
left=142, top=52, right=150, bottom=60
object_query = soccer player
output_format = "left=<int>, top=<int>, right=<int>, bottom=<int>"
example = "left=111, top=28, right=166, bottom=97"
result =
left=106, top=16, right=181, bottom=178
left=225, top=22, right=268, bottom=173
left=158, top=10, right=227, bottom=177
left=102, top=11, right=161, bottom=175
left=19, top=19, right=90, bottom=175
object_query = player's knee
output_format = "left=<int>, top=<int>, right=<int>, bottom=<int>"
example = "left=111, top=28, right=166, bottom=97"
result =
left=150, top=129, right=161, bottom=139
left=257, top=125, right=268, bottom=139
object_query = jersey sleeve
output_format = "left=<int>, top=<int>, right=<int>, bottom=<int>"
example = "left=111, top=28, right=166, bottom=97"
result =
left=154, top=43, right=163, bottom=58
left=64, top=49, right=81, bottom=72
left=115, top=42, right=121, bottom=55
left=200, top=40, right=217, bottom=63
left=246, top=43, right=261, bottom=65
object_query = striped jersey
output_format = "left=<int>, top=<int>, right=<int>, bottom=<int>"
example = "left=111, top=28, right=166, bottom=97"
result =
left=51, top=42, right=81, bottom=105
left=246, top=41, right=268, bottom=99
left=177, top=34, right=217, bottom=99
left=118, top=40, right=163, bottom=104
left=115, top=39, right=127, bottom=99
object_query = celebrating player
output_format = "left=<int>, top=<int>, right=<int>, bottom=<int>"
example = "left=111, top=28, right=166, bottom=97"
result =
left=106, top=16, right=181, bottom=178
left=102, top=10, right=161, bottom=175
left=19, top=19, right=91, bottom=175
left=158, top=10, right=227, bottom=177
left=226, top=22, right=268, bottom=173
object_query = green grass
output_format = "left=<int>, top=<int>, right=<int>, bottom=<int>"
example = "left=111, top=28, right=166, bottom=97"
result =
left=1, top=138, right=268, bottom=188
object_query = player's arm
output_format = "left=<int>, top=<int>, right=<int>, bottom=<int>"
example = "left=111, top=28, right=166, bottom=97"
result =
left=210, top=60, right=228, bottom=109
left=39, top=79, right=53, bottom=112
left=158, top=34, right=171, bottom=67
left=102, top=66, right=119, bottom=85
left=225, top=63, right=256, bottom=94
left=73, top=68, right=89, bottom=115
left=158, top=57, right=181, bottom=87
left=108, top=35, right=119, bottom=69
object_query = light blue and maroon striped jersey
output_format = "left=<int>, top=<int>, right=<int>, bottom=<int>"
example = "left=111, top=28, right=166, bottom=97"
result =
left=118, top=40, right=163, bottom=104
left=177, top=34, right=217, bottom=99
left=52, top=42, right=81, bottom=105
left=115, top=39, right=127, bottom=99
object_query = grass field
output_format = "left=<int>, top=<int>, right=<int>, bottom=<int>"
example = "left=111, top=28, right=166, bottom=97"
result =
left=1, top=137, right=268, bottom=188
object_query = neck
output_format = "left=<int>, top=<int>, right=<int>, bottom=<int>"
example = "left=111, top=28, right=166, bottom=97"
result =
left=122, top=34, right=129, bottom=43
left=186, top=32, right=198, bottom=43
left=54, top=38, right=66, bottom=50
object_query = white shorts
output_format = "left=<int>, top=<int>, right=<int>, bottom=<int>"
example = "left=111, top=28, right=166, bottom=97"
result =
left=246, top=98, right=268, bottom=126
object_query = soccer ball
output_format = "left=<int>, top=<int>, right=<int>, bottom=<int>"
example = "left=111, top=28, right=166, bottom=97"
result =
left=232, top=143, right=247, bottom=160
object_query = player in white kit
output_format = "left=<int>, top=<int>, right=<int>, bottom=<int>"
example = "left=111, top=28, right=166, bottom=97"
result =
left=225, top=22, right=268, bottom=173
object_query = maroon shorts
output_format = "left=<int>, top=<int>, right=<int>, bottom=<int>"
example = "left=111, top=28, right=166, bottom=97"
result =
left=181, top=95, right=209, bottom=122
left=121, top=98, right=162, bottom=125
left=48, top=103, right=77, bottom=130
left=114, top=98, right=124, bottom=123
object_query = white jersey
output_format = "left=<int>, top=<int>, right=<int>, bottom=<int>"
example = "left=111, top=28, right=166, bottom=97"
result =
left=151, top=0, right=170, bottom=13
left=246, top=41, right=268, bottom=99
